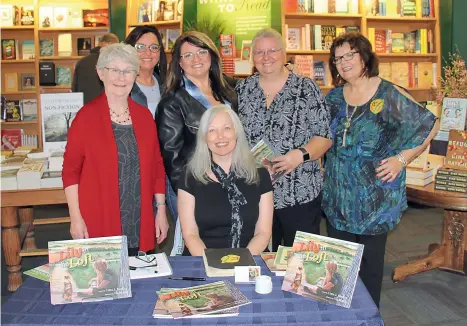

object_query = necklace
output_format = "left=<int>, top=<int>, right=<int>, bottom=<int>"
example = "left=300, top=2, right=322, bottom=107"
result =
left=110, top=107, right=131, bottom=124
left=342, top=104, right=358, bottom=147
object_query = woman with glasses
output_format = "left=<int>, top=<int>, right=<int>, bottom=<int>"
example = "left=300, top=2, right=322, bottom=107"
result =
left=156, top=31, right=237, bottom=255
left=62, top=44, right=168, bottom=256
left=124, top=26, right=167, bottom=118
left=323, top=32, right=439, bottom=307
left=236, top=28, right=332, bottom=252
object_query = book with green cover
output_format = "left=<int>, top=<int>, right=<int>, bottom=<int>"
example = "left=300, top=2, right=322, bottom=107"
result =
left=48, top=236, right=131, bottom=305
left=24, top=263, right=50, bottom=282
left=281, top=231, right=364, bottom=308
left=39, top=38, right=53, bottom=56
left=56, top=66, right=71, bottom=86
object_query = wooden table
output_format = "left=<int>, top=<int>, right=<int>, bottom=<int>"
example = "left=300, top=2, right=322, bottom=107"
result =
left=1, top=188, right=67, bottom=291
left=392, top=183, right=467, bottom=281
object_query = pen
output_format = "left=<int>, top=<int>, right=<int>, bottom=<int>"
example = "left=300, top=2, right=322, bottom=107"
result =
left=168, top=277, right=206, bottom=281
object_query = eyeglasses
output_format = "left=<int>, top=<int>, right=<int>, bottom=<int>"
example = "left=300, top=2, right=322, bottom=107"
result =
left=180, top=49, right=209, bottom=61
left=333, top=51, right=359, bottom=65
left=103, top=67, right=137, bottom=79
left=253, top=48, right=282, bottom=58
left=135, top=43, right=161, bottom=53
left=129, top=251, right=158, bottom=271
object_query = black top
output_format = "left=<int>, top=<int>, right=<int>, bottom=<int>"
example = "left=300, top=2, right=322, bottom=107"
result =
left=178, top=167, right=273, bottom=253
left=72, top=47, right=103, bottom=104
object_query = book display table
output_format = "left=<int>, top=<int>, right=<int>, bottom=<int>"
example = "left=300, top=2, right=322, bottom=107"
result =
left=1, top=256, right=384, bottom=326
left=1, top=188, right=67, bottom=291
left=393, top=184, right=467, bottom=281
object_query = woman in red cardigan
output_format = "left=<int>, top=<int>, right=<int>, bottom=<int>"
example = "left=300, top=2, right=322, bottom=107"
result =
left=62, top=43, right=168, bottom=253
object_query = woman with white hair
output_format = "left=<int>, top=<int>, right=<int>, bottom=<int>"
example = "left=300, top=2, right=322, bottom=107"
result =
left=178, top=105, right=273, bottom=256
left=62, top=43, right=169, bottom=255
left=236, top=28, right=332, bottom=251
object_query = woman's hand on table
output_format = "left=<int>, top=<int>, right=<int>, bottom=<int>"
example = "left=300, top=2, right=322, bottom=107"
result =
left=70, top=215, right=89, bottom=239
left=376, top=156, right=404, bottom=182
left=271, top=149, right=303, bottom=175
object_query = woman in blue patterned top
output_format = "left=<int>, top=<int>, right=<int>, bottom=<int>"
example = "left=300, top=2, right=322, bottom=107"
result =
left=323, top=32, right=439, bottom=307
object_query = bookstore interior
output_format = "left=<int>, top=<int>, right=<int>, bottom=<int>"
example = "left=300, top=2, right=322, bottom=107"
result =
left=0, top=0, right=466, bottom=323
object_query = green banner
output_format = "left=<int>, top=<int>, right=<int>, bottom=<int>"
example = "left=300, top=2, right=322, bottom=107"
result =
left=184, top=0, right=281, bottom=50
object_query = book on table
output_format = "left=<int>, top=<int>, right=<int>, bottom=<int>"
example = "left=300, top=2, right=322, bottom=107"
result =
left=260, top=252, right=286, bottom=276
left=281, top=231, right=364, bottom=308
left=203, top=248, right=256, bottom=277
left=156, top=280, right=250, bottom=319
left=48, top=236, right=131, bottom=305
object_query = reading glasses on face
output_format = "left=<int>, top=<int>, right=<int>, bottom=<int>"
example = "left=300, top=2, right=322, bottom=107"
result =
left=180, top=49, right=209, bottom=61
left=103, top=67, right=137, bottom=78
left=333, top=51, right=359, bottom=65
left=253, top=48, right=282, bottom=58
left=135, top=43, right=161, bottom=53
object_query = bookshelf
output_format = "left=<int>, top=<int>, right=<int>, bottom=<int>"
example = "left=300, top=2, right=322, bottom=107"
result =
left=281, top=0, right=442, bottom=101
left=0, top=0, right=110, bottom=149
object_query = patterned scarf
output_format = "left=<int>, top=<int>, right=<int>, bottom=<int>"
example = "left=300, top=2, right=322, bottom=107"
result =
left=210, top=160, right=247, bottom=248
left=183, top=76, right=231, bottom=109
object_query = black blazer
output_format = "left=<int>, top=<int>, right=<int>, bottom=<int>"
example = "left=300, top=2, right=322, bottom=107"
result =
left=155, top=85, right=238, bottom=191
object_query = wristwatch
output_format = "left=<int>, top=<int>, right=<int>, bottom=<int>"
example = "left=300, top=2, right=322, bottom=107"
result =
left=298, top=147, right=310, bottom=162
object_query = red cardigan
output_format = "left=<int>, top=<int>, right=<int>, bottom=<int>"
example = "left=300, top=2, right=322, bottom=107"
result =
left=62, top=93, right=166, bottom=251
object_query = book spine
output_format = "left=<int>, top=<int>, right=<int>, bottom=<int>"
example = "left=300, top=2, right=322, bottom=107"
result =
left=437, top=169, right=467, bottom=177
left=436, top=174, right=467, bottom=183
left=434, top=184, right=467, bottom=193
left=435, top=179, right=467, bottom=188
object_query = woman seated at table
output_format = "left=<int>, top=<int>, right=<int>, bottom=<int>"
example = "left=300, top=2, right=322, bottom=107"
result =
left=177, top=105, right=273, bottom=256
left=62, top=43, right=168, bottom=255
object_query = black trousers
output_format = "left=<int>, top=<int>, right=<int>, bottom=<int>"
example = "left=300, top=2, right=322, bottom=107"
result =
left=272, top=193, right=322, bottom=251
left=327, top=221, right=388, bottom=308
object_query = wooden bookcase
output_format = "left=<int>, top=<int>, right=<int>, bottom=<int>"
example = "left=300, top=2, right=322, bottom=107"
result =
left=281, top=0, right=442, bottom=101
left=1, top=0, right=109, bottom=149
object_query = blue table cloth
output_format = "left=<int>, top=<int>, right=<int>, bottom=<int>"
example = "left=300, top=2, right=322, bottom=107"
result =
left=1, top=256, right=384, bottom=326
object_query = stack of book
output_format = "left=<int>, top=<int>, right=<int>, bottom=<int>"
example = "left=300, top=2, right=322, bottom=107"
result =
left=260, top=246, right=293, bottom=277
left=435, top=168, right=466, bottom=194
left=406, top=167, right=434, bottom=186
left=153, top=280, right=250, bottom=319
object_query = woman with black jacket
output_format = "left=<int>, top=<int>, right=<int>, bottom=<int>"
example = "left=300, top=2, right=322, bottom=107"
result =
left=156, top=31, right=237, bottom=254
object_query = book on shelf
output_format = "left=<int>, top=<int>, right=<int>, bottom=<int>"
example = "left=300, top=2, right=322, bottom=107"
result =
left=83, top=9, right=109, bottom=27
left=70, top=9, right=83, bottom=28
left=313, top=61, right=327, bottom=86
left=137, top=1, right=153, bottom=23
left=20, top=73, right=36, bottom=91
left=240, top=40, right=252, bottom=62
left=445, top=130, right=467, bottom=171
left=39, top=39, right=54, bottom=57
left=321, top=26, right=336, bottom=51
left=21, top=40, right=35, bottom=60
left=260, top=252, right=287, bottom=276
left=58, top=33, right=72, bottom=56
left=0, top=5, right=15, bottom=27
left=367, top=0, right=434, bottom=17
left=2, top=39, right=17, bottom=60
left=1, top=129, right=22, bottom=150
left=294, top=55, right=314, bottom=78
left=439, top=98, right=467, bottom=132
left=56, top=66, right=72, bottom=86
left=281, top=231, right=364, bottom=308
left=4, top=73, right=19, bottom=92
left=129, top=252, right=173, bottom=279
left=20, top=6, right=34, bottom=26
left=48, top=236, right=131, bottom=305
left=166, top=29, right=181, bottom=51
left=156, top=280, right=250, bottom=319
left=203, top=248, right=256, bottom=277
left=53, top=7, right=69, bottom=28
left=39, top=7, right=53, bottom=28
left=77, top=38, right=92, bottom=56
left=20, top=99, right=37, bottom=121
left=5, top=101, right=22, bottom=122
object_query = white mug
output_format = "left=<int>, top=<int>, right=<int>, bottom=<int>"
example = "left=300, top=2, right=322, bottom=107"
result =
left=255, top=275, right=273, bottom=294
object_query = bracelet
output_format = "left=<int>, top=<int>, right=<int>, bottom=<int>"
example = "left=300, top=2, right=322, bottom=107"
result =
left=155, top=202, right=166, bottom=207
left=396, top=153, right=407, bottom=167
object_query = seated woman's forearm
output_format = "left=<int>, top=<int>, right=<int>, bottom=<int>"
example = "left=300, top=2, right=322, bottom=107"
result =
left=184, top=234, right=207, bottom=256
left=247, top=231, right=272, bottom=255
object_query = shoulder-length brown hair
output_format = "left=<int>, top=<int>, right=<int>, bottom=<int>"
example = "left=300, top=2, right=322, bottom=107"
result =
left=329, top=32, right=379, bottom=86
left=164, top=31, right=234, bottom=104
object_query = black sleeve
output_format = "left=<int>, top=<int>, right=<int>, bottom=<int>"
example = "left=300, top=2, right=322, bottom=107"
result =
left=177, top=166, right=195, bottom=195
left=72, top=62, right=80, bottom=93
left=258, top=168, right=273, bottom=195
left=155, top=95, right=186, bottom=191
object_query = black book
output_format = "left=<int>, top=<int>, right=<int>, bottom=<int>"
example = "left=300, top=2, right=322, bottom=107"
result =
left=39, top=61, right=56, bottom=86
left=203, top=248, right=256, bottom=277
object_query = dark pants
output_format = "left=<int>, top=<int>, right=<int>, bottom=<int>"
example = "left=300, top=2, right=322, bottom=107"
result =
left=272, top=194, right=322, bottom=251
left=327, top=221, right=388, bottom=308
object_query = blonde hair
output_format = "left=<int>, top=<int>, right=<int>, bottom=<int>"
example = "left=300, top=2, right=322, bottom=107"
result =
left=187, top=105, right=259, bottom=185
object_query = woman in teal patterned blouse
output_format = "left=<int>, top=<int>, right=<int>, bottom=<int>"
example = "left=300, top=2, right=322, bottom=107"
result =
left=322, top=32, right=439, bottom=307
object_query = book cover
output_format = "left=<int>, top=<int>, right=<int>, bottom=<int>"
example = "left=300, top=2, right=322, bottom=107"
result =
left=2, top=39, right=16, bottom=60
left=404, top=31, right=416, bottom=53
left=129, top=252, right=173, bottom=279
left=166, top=29, right=180, bottom=51
left=313, top=61, right=326, bottom=86
left=391, top=33, right=405, bottom=53
left=281, top=231, right=364, bottom=308
left=39, top=7, right=53, bottom=28
left=417, top=62, right=433, bottom=88
left=401, top=0, right=417, bottom=16
left=70, top=9, right=83, bottom=27
left=1, top=129, right=22, bottom=150
left=0, top=5, right=14, bottom=27
left=77, top=38, right=92, bottom=56
left=48, top=236, right=131, bottom=305
left=219, top=34, right=235, bottom=58
left=56, top=66, right=72, bottom=86
left=321, top=26, right=336, bottom=51
left=273, top=245, right=293, bottom=269
left=5, top=101, right=22, bottom=122
left=157, top=280, right=250, bottom=319
left=260, top=252, right=286, bottom=276
left=240, top=40, right=252, bottom=61
left=24, top=263, right=50, bottom=282
left=287, top=28, right=300, bottom=50
left=83, top=9, right=109, bottom=27
left=39, top=38, right=54, bottom=56
left=4, top=73, right=18, bottom=92
left=20, top=73, right=36, bottom=90
left=58, top=33, right=72, bottom=56
left=294, top=55, right=314, bottom=78
left=20, top=6, right=34, bottom=25
left=374, top=30, right=387, bottom=53
left=21, top=40, right=35, bottom=59
left=20, top=99, right=37, bottom=121
left=445, top=130, right=467, bottom=170
left=53, top=7, right=69, bottom=28
left=250, top=139, right=284, bottom=183
left=138, top=1, right=153, bottom=23
left=391, top=62, right=409, bottom=88
left=439, top=98, right=467, bottom=131
left=204, top=248, right=255, bottom=271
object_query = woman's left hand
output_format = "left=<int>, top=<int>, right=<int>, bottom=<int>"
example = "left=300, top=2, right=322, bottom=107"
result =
left=155, top=209, right=169, bottom=244
left=375, top=156, right=404, bottom=182
left=271, top=149, right=303, bottom=175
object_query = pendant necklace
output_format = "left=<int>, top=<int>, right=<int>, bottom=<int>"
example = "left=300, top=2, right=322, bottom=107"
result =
left=110, top=107, right=131, bottom=124
left=342, top=104, right=358, bottom=147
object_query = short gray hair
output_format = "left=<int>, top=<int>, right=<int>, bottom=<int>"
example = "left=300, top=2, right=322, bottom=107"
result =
left=96, top=43, right=140, bottom=73
left=251, top=28, right=285, bottom=53
left=186, top=105, right=259, bottom=185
